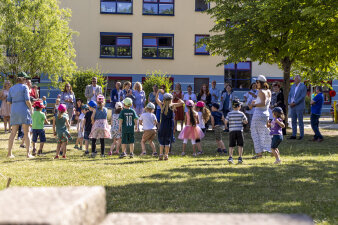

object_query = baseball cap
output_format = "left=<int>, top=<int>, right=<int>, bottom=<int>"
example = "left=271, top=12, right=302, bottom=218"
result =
left=88, top=100, right=97, bottom=108
left=272, top=107, right=283, bottom=114
left=58, top=104, right=67, bottom=112
left=163, top=93, right=173, bottom=100
left=196, top=101, right=205, bottom=108
left=33, top=100, right=45, bottom=108
left=115, top=102, right=123, bottom=109
left=123, top=97, right=133, bottom=106
left=257, top=75, right=267, bottom=82
left=146, top=102, right=155, bottom=109
left=212, top=103, right=220, bottom=109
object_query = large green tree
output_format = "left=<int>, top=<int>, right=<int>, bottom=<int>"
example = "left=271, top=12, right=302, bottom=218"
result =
left=205, top=0, right=338, bottom=111
left=0, top=0, right=77, bottom=87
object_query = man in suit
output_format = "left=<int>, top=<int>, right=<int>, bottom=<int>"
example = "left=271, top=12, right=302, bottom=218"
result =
left=85, top=77, right=102, bottom=103
left=288, top=75, right=307, bottom=140
left=110, top=81, right=123, bottom=111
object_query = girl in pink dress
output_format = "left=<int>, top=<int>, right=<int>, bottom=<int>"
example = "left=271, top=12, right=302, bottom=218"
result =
left=179, top=100, right=205, bottom=156
left=0, top=81, right=11, bottom=133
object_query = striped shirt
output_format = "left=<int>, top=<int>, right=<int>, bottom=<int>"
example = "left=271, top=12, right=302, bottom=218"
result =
left=225, top=110, right=247, bottom=132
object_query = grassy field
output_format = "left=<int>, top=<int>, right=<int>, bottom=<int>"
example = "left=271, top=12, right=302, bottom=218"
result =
left=0, top=128, right=337, bottom=224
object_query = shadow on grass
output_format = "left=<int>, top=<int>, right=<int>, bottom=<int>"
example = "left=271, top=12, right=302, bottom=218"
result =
left=105, top=160, right=337, bottom=224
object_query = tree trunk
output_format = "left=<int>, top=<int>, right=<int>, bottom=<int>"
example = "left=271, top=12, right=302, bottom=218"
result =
left=281, top=57, right=292, bottom=128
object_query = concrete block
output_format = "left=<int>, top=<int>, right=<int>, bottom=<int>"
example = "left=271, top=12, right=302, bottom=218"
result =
left=0, top=186, right=106, bottom=225
left=100, top=213, right=314, bottom=225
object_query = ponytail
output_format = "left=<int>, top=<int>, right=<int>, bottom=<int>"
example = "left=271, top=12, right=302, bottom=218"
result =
left=188, top=106, right=196, bottom=126
left=202, top=107, right=211, bottom=123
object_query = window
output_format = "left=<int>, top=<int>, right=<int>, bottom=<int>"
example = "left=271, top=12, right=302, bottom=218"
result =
left=142, top=34, right=174, bottom=59
left=100, top=0, right=133, bottom=14
left=195, top=0, right=209, bottom=11
left=224, top=62, right=251, bottom=89
left=195, top=35, right=209, bottom=55
left=100, top=33, right=132, bottom=58
left=143, top=0, right=174, bottom=16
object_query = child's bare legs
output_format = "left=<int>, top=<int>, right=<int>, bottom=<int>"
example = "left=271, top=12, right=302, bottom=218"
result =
left=271, top=148, right=280, bottom=160
left=164, top=145, right=170, bottom=156
left=115, top=139, right=121, bottom=153
left=217, top=140, right=225, bottom=149
left=192, top=144, right=196, bottom=154
left=141, top=140, right=146, bottom=153
left=129, top=143, right=134, bottom=154
left=150, top=141, right=156, bottom=153
left=159, top=145, right=164, bottom=155
left=85, top=140, right=89, bottom=152
left=238, top=146, right=243, bottom=158
left=7, top=125, right=19, bottom=157
left=122, top=144, right=127, bottom=154
left=62, top=142, right=67, bottom=156
left=23, top=124, right=32, bottom=157
left=79, top=138, right=83, bottom=148
left=33, top=142, right=37, bottom=150
left=197, top=143, right=202, bottom=152
left=4, top=116, right=9, bottom=132
left=56, top=142, right=62, bottom=156
left=182, top=141, right=187, bottom=154
left=229, top=147, right=234, bottom=158
left=39, top=142, right=45, bottom=152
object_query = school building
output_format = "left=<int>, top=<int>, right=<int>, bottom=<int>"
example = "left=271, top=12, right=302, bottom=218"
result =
left=3, top=0, right=338, bottom=112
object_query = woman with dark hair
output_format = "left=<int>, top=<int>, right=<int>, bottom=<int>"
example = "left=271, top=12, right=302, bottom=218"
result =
left=197, top=84, right=212, bottom=108
left=7, top=72, right=34, bottom=158
left=250, top=75, right=272, bottom=159
left=220, top=84, right=234, bottom=118
left=60, top=82, right=76, bottom=125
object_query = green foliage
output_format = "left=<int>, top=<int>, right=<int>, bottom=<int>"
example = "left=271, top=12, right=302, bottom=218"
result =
left=69, top=68, right=107, bottom=103
left=0, top=0, right=77, bottom=88
left=143, top=70, right=173, bottom=101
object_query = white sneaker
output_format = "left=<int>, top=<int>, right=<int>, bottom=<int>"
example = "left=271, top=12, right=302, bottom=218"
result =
left=274, top=159, right=281, bottom=164
left=27, top=154, right=35, bottom=159
left=8, top=155, right=15, bottom=159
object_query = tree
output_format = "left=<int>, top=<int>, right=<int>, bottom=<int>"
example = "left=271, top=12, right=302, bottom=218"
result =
left=204, top=0, right=338, bottom=116
left=0, top=0, right=77, bottom=88
left=143, top=70, right=173, bottom=102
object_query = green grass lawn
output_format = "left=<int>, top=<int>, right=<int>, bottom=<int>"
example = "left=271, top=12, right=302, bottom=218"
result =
left=0, top=128, right=337, bottom=224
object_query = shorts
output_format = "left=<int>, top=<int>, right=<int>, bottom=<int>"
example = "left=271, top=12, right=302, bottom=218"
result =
left=229, top=131, right=244, bottom=147
left=84, top=130, right=91, bottom=141
left=78, top=131, right=84, bottom=138
left=142, top=130, right=156, bottom=143
left=271, top=135, right=283, bottom=149
left=111, top=130, right=121, bottom=139
left=32, top=129, right=46, bottom=143
left=214, top=125, right=223, bottom=141
left=122, top=132, right=134, bottom=144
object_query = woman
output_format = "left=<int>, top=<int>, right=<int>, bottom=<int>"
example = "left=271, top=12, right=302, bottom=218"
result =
left=60, top=82, right=76, bottom=125
left=197, top=84, right=212, bottom=108
left=0, top=81, right=12, bottom=133
left=122, top=81, right=135, bottom=102
left=133, top=82, right=146, bottom=116
left=7, top=72, right=34, bottom=158
left=220, top=84, right=234, bottom=118
left=250, top=75, right=272, bottom=159
left=173, top=83, right=184, bottom=132
left=273, top=83, right=286, bottom=135
left=148, top=84, right=158, bottom=109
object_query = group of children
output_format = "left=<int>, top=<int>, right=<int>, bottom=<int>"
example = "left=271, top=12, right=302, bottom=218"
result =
left=30, top=88, right=284, bottom=164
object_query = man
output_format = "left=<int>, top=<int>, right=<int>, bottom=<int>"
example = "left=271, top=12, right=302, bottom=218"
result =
left=310, top=86, right=324, bottom=142
left=85, top=77, right=102, bottom=103
left=210, top=80, right=220, bottom=104
left=183, top=85, right=197, bottom=112
left=288, top=75, right=307, bottom=140
left=110, top=82, right=123, bottom=111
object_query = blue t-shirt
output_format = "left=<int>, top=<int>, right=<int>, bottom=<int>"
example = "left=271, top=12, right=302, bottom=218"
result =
left=311, top=93, right=324, bottom=115
left=94, top=107, right=108, bottom=120
left=211, top=111, right=223, bottom=126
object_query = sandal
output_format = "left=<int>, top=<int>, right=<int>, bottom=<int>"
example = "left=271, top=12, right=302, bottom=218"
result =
left=20, top=144, right=26, bottom=148
left=159, top=154, right=164, bottom=160
left=164, top=155, right=169, bottom=160
left=112, top=151, right=119, bottom=155
left=140, top=152, right=147, bottom=156
left=252, top=155, right=263, bottom=159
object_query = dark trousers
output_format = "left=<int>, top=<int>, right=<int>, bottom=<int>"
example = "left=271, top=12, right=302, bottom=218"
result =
left=310, top=114, right=323, bottom=140
left=17, top=125, right=24, bottom=139
left=92, top=138, right=105, bottom=155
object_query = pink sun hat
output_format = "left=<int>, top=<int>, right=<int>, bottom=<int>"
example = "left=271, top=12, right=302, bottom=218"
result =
left=185, top=100, right=195, bottom=107
left=196, top=101, right=205, bottom=108
left=58, top=104, right=67, bottom=112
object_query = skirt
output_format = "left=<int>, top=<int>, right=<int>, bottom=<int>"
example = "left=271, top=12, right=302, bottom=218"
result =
left=0, top=101, right=10, bottom=117
left=90, top=119, right=111, bottom=139
left=178, top=125, right=205, bottom=140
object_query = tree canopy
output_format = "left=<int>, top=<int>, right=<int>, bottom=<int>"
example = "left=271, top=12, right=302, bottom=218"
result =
left=0, top=0, right=77, bottom=88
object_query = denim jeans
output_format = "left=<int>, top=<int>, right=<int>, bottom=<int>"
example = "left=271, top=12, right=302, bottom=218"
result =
left=310, top=114, right=323, bottom=140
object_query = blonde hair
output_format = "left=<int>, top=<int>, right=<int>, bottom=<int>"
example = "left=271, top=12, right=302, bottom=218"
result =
left=133, top=82, right=142, bottom=92
left=202, top=107, right=211, bottom=123
left=161, top=99, right=171, bottom=116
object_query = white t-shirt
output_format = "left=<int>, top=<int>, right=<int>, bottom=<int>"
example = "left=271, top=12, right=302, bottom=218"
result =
left=197, top=111, right=205, bottom=129
left=183, top=93, right=197, bottom=112
left=91, top=86, right=97, bottom=101
left=139, top=112, right=157, bottom=130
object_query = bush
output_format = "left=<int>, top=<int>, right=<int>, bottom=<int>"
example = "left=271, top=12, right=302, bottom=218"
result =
left=143, top=70, right=173, bottom=102
left=69, top=68, right=107, bottom=102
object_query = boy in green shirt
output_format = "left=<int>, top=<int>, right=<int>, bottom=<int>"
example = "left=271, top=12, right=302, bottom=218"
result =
left=32, top=100, right=50, bottom=156
left=119, top=98, right=138, bottom=158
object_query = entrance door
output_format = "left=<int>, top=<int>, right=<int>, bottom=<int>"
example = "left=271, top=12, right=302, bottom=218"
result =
left=194, top=78, right=209, bottom=94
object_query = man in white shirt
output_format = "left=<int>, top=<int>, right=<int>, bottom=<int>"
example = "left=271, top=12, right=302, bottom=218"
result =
left=210, top=80, right=220, bottom=104
left=183, top=85, right=197, bottom=112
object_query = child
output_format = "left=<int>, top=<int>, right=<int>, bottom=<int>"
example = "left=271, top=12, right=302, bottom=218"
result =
left=119, top=97, right=138, bottom=158
left=54, top=98, right=60, bottom=117
left=179, top=100, right=205, bottom=156
left=32, top=100, right=50, bottom=156
left=195, top=101, right=211, bottom=154
left=210, top=103, right=227, bottom=155
left=42, top=96, right=47, bottom=115
left=225, top=100, right=248, bottom=164
left=267, top=107, right=285, bottom=164
left=156, top=91, right=184, bottom=160
left=53, top=104, right=72, bottom=159
left=83, top=100, right=96, bottom=155
left=89, top=95, right=111, bottom=157
left=74, top=104, right=88, bottom=150
left=139, top=102, right=158, bottom=156
left=109, top=102, right=123, bottom=155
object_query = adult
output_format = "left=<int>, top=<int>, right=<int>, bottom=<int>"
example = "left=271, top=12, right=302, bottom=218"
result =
left=272, top=83, right=287, bottom=135
left=122, top=81, right=135, bottom=101
left=244, top=82, right=258, bottom=128
left=110, top=81, right=123, bottom=111
left=288, top=75, right=307, bottom=140
left=197, top=84, right=212, bottom=108
left=7, top=72, right=34, bottom=158
left=173, top=83, right=184, bottom=131
left=60, top=82, right=76, bottom=125
left=220, top=84, right=234, bottom=118
left=183, top=85, right=197, bottom=112
left=250, top=75, right=272, bottom=159
left=133, top=82, right=146, bottom=116
left=148, top=84, right=158, bottom=109
left=310, top=86, right=324, bottom=142
left=0, top=80, right=12, bottom=133
left=210, top=80, right=220, bottom=104
left=85, top=77, right=102, bottom=103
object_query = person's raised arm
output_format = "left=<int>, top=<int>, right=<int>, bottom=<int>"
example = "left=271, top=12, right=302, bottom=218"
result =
left=155, top=90, right=162, bottom=107
left=172, top=98, right=184, bottom=108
